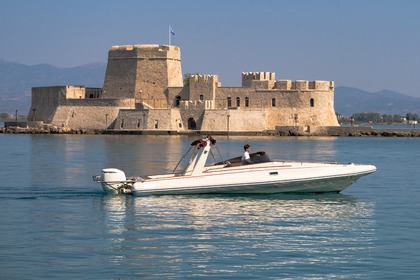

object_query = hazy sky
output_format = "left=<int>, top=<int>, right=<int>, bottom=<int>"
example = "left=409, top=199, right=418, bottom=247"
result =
left=1, top=0, right=420, bottom=97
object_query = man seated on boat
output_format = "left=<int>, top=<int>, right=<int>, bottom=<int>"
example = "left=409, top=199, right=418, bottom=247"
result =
left=242, top=144, right=253, bottom=164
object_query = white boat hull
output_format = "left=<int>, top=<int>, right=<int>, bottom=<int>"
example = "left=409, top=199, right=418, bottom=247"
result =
left=94, top=136, right=377, bottom=196
left=131, top=162, right=376, bottom=196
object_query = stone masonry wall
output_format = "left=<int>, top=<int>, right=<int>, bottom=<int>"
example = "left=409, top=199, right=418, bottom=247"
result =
left=189, top=74, right=218, bottom=102
left=242, top=72, right=275, bottom=88
left=49, top=98, right=135, bottom=129
left=51, top=106, right=122, bottom=129
left=102, top=44, right=182, bottom=105
left=114, top=109, right=183, bottom=131
left=201, top=109, right=267, bottom=131
left=29, top=86, right=64, bottom=122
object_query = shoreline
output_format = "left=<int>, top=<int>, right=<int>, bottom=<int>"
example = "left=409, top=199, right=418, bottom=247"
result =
left=2, top=125, right=420, bottom=137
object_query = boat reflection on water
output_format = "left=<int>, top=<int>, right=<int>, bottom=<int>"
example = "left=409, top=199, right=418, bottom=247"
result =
left=97, top=194, right=376, bottom=278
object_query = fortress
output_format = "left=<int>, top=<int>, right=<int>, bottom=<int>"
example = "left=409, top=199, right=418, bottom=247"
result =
left=28, top=44, right=339, bottom=132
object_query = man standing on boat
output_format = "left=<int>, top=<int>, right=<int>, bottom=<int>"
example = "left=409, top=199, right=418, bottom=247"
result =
left=242, top=144, right=252, bottom=164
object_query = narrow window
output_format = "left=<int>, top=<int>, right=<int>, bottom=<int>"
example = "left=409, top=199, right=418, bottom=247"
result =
left=137, top=119, right=140, bottom=128
left=245, top=97, right=249, bottom=107
left=227, top=97, right=232, bottom=107
left=154, top=120, right=159, bottom=129
left=310, top=98, right=315, bottom=107
left=121, top=118, right=124, bottom=128
left=236, top=97, right=240, bottom=107
left=199, top=94, right=204, bottom=101
left=176, top=96, right=181, bottom=107
left=272, top=98, right=276, bottom=107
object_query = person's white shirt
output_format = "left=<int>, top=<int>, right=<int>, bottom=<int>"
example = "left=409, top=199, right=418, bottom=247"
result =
left=242, top=151, right=251, bottom=164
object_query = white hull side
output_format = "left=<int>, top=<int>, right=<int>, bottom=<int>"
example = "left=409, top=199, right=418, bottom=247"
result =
left=131, top=162, right=376, bottom=196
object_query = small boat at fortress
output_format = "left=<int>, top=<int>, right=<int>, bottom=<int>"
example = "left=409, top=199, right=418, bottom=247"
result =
left=93, top=136, right=376, bottom=196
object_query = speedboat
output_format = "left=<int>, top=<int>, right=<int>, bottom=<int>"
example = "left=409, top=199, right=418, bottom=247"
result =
left=93, top=136, right=376, bottom=196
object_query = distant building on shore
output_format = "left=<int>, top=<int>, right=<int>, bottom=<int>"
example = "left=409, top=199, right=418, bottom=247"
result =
left=27, top=44, right=338, bottom=132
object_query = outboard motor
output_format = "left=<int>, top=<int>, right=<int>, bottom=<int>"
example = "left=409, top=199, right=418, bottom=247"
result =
left=99, top=168, right=130, bottom=194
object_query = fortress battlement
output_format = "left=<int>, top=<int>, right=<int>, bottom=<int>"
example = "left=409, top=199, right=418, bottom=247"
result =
left=108, top=44, right=181, bottom=60
left=242, top=72, right=276, bottom=89
left=242, top=72, right=276, bottom=81
left=188, top=74, right=219, bottom=101
left=275, top=80, right=334, bottom=91
left=189, top=74, right=219, bottom=84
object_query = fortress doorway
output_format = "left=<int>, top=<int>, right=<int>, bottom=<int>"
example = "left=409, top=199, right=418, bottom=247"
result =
left=188, top=118, right=197, bottom=130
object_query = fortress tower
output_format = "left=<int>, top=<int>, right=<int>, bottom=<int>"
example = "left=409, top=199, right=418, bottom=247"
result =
left=102, top=44, right=183, bottom=105
left=189, top=74, right=219, bottom=102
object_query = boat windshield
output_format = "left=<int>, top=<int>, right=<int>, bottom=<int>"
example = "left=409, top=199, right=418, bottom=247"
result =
left=217, top=151, right=272, bottom=167
left=250, top=151, right=272, bottom=163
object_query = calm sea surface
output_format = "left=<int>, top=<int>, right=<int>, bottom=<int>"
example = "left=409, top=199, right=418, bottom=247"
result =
left=0, top=134, right=419, bottom=279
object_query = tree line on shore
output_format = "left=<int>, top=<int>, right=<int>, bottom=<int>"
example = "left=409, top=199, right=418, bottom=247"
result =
left=337, top=112, right=419, bottom=124
left=0, top=112, right=26, bottom=121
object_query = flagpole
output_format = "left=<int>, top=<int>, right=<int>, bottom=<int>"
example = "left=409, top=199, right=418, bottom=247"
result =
left=168, top=26, right=171, bottom=45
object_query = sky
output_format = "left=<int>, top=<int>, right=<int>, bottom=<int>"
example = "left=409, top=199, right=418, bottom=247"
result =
left=1, top=0, right=420, bottom=97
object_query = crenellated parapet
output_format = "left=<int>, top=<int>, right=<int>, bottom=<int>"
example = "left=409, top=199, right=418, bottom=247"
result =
left=108, top=44, right=181, bottom=61
left=275, top=80, right=334, bottom=91
left=189, top=74, right=219, bottom=102
left=242, top=72, right=276, bottom=82
left=242, top=72, right=276, bottom=89
left=189, top=74, right=219, bottom=85
left=179, top=99, right=215, bottom=110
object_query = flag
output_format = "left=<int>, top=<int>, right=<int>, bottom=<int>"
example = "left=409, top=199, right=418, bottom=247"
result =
left=170, top=26, right=175, bottom=36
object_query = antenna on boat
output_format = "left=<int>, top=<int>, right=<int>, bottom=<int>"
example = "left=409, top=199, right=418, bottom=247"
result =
left=213, top=145, right=225, bottom=164
left=172, top=145, right=193, bottom=173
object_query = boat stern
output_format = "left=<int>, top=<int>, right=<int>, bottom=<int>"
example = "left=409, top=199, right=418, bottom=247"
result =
left=93, top=168, right=133, bottom=194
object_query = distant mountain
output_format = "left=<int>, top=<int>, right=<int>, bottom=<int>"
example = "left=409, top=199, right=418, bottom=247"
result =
left=0, top=60, right=106, bottom=114
left=1, top=59, right=419, bottom=117
left=335, top=86, right=420, bottom=116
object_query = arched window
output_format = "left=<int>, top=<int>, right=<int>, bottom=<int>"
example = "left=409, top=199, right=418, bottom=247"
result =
left=245, top=97, right=249, bottom=107
left=227, top=97, right=232, bottom=107
left=310, top=98, right=315, bottom=107
left=272, top=98, right=276, bottom=107
left=199, top=94, right=204, bottom=101
left=236, top=97, right=240, bottom=107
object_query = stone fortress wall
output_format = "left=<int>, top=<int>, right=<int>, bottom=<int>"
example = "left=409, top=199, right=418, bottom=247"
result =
left=102, top=44, right=183, bottom=103
left=28, top=44, right=339, bottom=132
left=29, top=86, right=134, bottom=129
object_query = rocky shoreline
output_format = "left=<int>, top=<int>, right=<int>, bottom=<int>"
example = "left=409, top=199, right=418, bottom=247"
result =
left=2, top=124, right=420, bottom=137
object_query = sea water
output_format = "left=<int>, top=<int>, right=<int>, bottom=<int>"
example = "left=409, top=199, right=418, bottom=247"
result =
left=0, top=134, right=419, bottom=279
